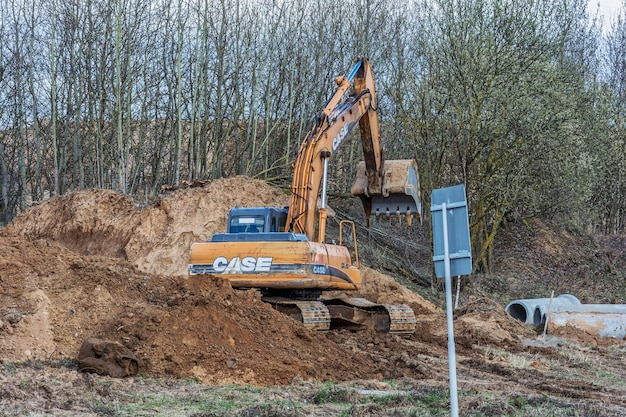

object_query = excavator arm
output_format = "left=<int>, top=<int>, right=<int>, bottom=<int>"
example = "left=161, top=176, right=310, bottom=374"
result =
left=286, top=58, right=421, bottom=242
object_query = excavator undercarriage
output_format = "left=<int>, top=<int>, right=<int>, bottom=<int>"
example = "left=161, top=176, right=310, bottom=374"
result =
left=261, top=290, right=417, bottom=334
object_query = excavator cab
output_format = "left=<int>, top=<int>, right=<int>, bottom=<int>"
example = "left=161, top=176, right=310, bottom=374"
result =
left=351, top=159, right=422, bottom=226
left=227, top=207, right=288, bottom=233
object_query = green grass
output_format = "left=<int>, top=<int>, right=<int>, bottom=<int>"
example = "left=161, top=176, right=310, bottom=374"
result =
left=2, top=362, right=18, bottom=374
left=84, top=381, right=309, bottom=417
left=311, top=381, right=354, bottom=405
left=4, top=358, right=625, bottom=417
left=594, top=368, right=624, bottom=387
left=89, top=392, right=242, bottom=416
left=462, top=392, right=603, bottom=417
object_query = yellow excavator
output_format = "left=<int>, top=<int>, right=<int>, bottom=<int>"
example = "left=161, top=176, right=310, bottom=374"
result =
left=189, top=58, right=422, bottom=334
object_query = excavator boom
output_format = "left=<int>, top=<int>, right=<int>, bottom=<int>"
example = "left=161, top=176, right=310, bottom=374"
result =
left=287, top=58, right=421, bottom=241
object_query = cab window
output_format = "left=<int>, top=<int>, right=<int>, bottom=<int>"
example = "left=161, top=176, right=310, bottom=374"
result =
left=230, top=216, right=264, bottom=233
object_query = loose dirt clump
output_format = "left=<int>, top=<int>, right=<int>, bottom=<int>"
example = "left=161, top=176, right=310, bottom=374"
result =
left=453, top=298, right=535, bottom=352
left=96, top=273, right=395, bottom=385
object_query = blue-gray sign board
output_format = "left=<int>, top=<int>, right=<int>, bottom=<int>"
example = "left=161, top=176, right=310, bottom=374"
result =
left=431, top=184, right=472, bottom=278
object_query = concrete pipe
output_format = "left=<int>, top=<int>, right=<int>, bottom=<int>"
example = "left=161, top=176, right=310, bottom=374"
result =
left=505, top=294, right=580, bottom=326
left=548, top=310, right=626, bottom=339
left=506, top=295, right=626, bottom=338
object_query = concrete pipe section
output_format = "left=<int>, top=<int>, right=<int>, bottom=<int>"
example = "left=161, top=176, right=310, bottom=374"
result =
left=506, top=294, right=626, bottom=338
left=505, top=294, right=580, bottom=326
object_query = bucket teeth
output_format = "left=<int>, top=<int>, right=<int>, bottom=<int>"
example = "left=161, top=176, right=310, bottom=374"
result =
left=352, top=159, right=422, bottom=225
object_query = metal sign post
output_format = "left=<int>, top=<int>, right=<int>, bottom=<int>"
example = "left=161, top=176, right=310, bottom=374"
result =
left=431, top=184, right=472, bottom=417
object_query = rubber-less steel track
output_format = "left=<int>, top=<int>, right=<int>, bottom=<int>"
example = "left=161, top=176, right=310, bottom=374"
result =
left=263, top=297, right=331, bottom=331
left=382, top=303, right=417, bottom=334
left=263, top=295, right=416, bottom=334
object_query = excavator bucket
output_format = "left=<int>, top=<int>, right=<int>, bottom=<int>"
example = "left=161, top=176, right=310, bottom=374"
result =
left=351, top=159, right=422, bottom=225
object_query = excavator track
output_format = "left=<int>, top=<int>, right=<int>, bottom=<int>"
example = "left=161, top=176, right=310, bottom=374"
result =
left=382, top=303, right=418, bottom=334
left=324, top=297, right=417, bottom=335
left=263, top=295, right=416, bottom=334
left=262, top=297, right=331, bottom=331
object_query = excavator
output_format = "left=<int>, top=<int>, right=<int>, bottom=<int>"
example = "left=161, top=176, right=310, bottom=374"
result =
left=189, top=58, right=422, bottom=334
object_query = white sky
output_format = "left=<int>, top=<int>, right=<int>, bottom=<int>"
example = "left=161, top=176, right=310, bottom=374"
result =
left=592, top=0, right=623, bottom=25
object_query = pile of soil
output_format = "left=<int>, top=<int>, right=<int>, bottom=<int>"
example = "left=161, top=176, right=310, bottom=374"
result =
left=6, top=177, right=289, bottom=277
left=0, top=177, right=616, bottom=387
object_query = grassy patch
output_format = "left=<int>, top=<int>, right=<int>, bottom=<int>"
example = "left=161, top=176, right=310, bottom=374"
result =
left=481, top=346, right=534, bottom=368
left=2, top=362, right=18, bottom=374
left=5, top=360, right=626, bottom=416
left=311, top=381, right=355, bottom=405
left=463, top=392, right=602, bottom=417
left=594, top=368, right=624, bottom=386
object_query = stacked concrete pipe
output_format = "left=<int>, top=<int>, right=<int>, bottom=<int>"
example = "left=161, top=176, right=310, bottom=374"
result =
left=505, top=294, right=626, bottom=338
left=505, top=294, right=581, bottom=326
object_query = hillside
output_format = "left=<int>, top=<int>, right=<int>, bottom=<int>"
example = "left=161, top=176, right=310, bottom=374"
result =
left=0, top=178, right=625, bottom=416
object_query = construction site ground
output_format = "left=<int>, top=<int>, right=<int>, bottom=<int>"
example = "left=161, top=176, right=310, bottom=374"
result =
left=0, top=177, right=625, bottom=416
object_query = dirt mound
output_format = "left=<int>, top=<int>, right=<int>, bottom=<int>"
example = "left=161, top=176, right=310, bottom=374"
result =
left=4, top=189, right=139, bottom=258
left=95, top=274, right=384, bottom=385
left=5, top=177, right=289, bottom=277
left=0, top=234, right=389, bottom=384
left=453, top=298, right=535, bottom=351
left=357, top=267, right=440, bottom=315
left=0, top=235, right=141, bottom=362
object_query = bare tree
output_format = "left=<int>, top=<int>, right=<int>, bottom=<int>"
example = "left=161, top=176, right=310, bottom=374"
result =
left=390, top=0, right=599, bottom=270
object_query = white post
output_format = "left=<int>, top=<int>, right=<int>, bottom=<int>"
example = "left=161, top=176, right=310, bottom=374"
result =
left=442, top=202, right=459, bottom=417
left=320, top=156, right=329, bottom=209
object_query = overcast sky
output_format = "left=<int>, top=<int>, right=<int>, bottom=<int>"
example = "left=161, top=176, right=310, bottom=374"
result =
left=593, top=0, right=622, bottom=25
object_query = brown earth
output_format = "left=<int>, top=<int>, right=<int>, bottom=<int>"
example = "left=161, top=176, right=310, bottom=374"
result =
left=2, top=177, right=451, bottom=385
left=1, top=177, right=625, bottom=415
